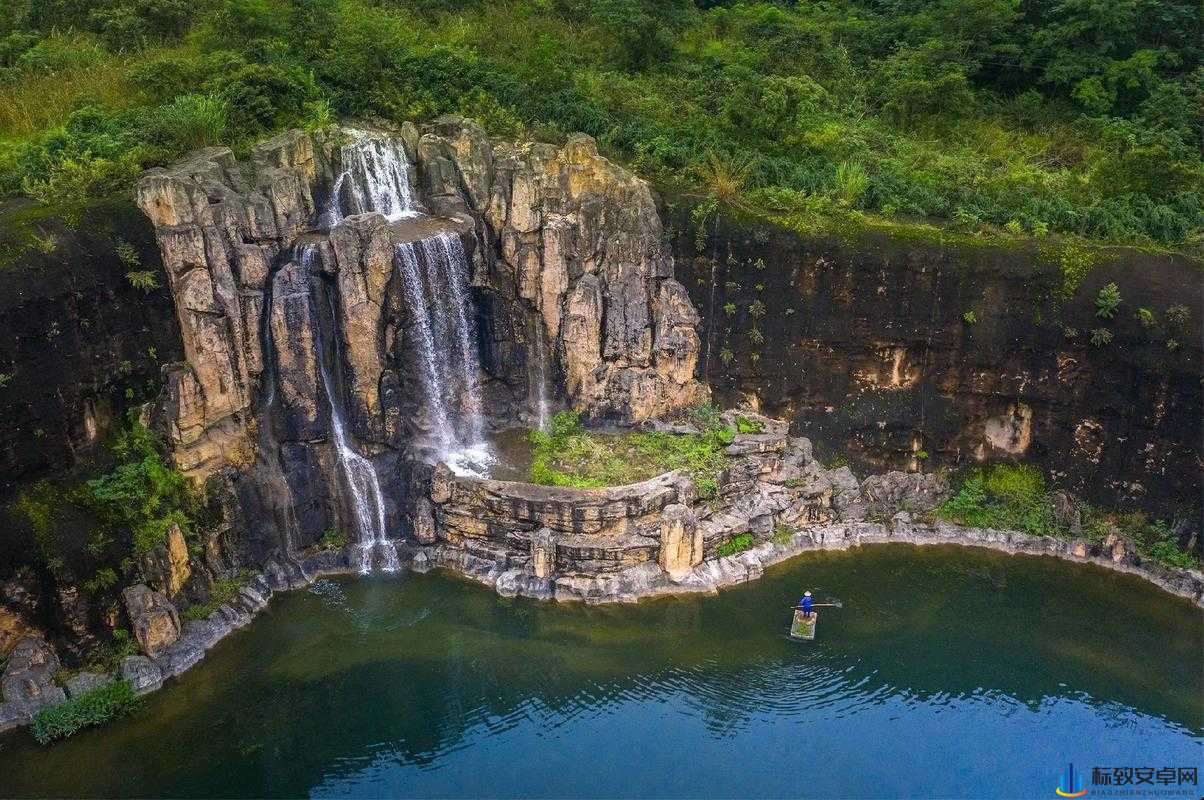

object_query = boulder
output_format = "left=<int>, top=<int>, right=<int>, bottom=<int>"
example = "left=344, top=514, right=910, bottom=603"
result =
left=1, top=637, right=65, bottom=720
left=0, top=604, right=38, bottom=660
left=411, top=497, right=437, bottom=544
left=122, top=584, right=182, bottom=657
left=530, top=529, right=557, bottom=579
left=142, top=522, right=193, bottom=598
left=1050, top=491, right=1083, bottom=535
left=827, top=467, right=868, bottom=522
left=119, top=655, right=163, bottom=695
left=64, top=671, right=114, bottom=699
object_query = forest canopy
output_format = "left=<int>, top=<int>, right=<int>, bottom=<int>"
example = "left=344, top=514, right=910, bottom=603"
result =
left=0, top=0, right=1200, bottom=246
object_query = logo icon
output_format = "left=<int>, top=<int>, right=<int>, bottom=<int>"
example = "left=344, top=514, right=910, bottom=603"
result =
left=1056, top=763, right=1088, bottom=797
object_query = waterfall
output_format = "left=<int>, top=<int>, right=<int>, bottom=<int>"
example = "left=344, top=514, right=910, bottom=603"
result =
left=394, top=234, right=492, bottom=476
left=530, top=322, right=550, bottom=431
left=395, top=241, right=455, bottom=450
left=326, top=132, right=419, bottom=226
left=300, top=244, right=399, bottom=574
left=421, top=232, right=485, bottom=444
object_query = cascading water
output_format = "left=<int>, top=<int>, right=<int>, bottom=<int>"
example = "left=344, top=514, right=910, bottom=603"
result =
left=421, top=232, right=485, bottom=444
left=326, top=132, right=419, bottom=226
left=395, top=241, right=455, bottom=451
left=529, top=321, right=550, bottom=431
left=394, top=234, right=492, bottom=476
left=324, top=131, right=494, bottom=478
left=299, top=244, right=399, bottom=573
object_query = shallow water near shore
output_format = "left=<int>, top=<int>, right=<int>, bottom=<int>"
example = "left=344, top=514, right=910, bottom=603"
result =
left=1, top=544, right=1200, bottom=798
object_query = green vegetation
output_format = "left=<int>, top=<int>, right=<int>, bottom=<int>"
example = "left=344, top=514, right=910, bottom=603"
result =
left=937, top=463, right=1199, bottom=569
left=0, top=0, right=1199, bottom=249
left=528, top=409, right=733, bottom=498
left=84, top=629, right=139, bottom=674
left=183, top=571, right=253, bottom=621
left=716, top=532, right=755, bottom=557
left=1094, top=282, right=1122, bottom=318
left=317, top=526, right=347, bottom=551
left=733, top=415, right=763, bottom=434
left=938, top=464, right=1057, bottom=535
left=5, top=416, right=196, bottom=664
left=30, top=679, right=139, bottom=745
left=75, top=418, right=194, bottom=555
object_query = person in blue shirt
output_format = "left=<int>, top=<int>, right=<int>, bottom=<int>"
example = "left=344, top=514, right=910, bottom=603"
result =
left=799, top=591, right=813, bottom=618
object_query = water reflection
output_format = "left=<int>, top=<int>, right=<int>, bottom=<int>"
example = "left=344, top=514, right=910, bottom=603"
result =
left=1, top=545, right=1199, bottom=798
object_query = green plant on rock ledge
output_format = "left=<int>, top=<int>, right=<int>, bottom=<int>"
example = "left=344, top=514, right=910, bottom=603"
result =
left=75, top=416, right=195, bottom=557
left=1095, top=282, right=1122, bottom=318
left=529, top=409, right=733, bottom=499
left=183, top=571, right=254, bottom=621
left=733, top=415, right=763, bottom=434
left=937, top=464, right=1057, bottom=537
left=716, top=532, right=755, bottom=557
left=937, top=464, right=1198, bottom=570
left=317, top=527, right=346, bottom=551
left=31, top=679, right=139, bottom=745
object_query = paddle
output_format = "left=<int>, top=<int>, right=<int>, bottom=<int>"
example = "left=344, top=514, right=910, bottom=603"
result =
left=788, top=602, right=842, bottom=609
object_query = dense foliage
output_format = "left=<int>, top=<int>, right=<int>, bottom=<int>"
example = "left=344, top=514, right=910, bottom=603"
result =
left=30, top=679, right=140, bottom=744
left=76, top=418, right=194, bottom=556
left=0, top=0, right=1199, bottom=246
left=936, top=464, right=1198, bottom=568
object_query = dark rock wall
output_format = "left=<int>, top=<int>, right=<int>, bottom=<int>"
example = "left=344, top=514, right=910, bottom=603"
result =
left=673, top=211, right=1202, bottom=516
left=0, top=199, right=182, bottom=506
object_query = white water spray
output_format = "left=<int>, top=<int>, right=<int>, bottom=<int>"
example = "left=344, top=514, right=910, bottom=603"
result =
left=327, top=131, right=419, bottom=226
left=300, top=245, right=398, bottom=573
left=530, top=322, right=550, bottom=431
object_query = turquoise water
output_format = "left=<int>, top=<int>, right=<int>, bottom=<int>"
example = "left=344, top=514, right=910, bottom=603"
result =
left=1, top=544, right=1199, bottom=798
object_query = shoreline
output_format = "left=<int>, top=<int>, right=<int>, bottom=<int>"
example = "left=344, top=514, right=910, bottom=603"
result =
left=2, top=518, right=1197, bottom=736
left=415, top=518, right=1204, bottom=607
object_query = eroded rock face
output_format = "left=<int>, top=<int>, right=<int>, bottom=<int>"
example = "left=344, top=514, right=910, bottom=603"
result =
left=420, top=123, right=708, bottom=422
left=122, top=584, right=181, bottom=657
left=141, top=522, right=193, bottom=599
left=135, top=120, right=709, bottom=568
left=137, top=120, right=706, bottom=484
left=658, top=504, right=702, bottom=580
left=861, top=472, right=951, bottom=520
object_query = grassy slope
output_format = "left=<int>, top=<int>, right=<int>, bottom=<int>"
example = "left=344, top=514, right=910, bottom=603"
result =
left=0, top=0, right=1200, bottom=255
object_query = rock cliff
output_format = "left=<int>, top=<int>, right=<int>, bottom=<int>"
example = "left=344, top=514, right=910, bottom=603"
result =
left=132, top=118, right=707, bottom=562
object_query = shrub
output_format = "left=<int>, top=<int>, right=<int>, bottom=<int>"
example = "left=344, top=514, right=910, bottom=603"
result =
left=1090, top=328, right=1113, bottom=346
left=1095, top=282, right=1122, bottom=318
left=1136, top=307, right=1156, bottom=328
left=75, top=417, right=193, bottom=556
left=936, top=464, right=1057, bottom=537
left=144, top=93, right=228, bottom=151
left=716, top=532, right=755, bottom=557
left=1165, top=304, right=1190, bottom=330
left=31, top=679, right=139, bottom=744
left=962, top=310, right=977, bottom=324
left=125, top=270, right=159, bottom=291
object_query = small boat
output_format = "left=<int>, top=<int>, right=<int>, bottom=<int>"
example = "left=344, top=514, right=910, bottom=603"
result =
left=789, top=609, right=818, bottom=640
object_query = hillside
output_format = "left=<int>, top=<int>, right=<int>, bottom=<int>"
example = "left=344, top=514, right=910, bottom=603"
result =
left=1, top=0, right=1201, bottom=251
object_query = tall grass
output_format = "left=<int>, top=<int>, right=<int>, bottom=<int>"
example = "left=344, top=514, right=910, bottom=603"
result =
left=0, top=57, right=139, bottom=141
left=152, top=93, right=229, bottom=150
